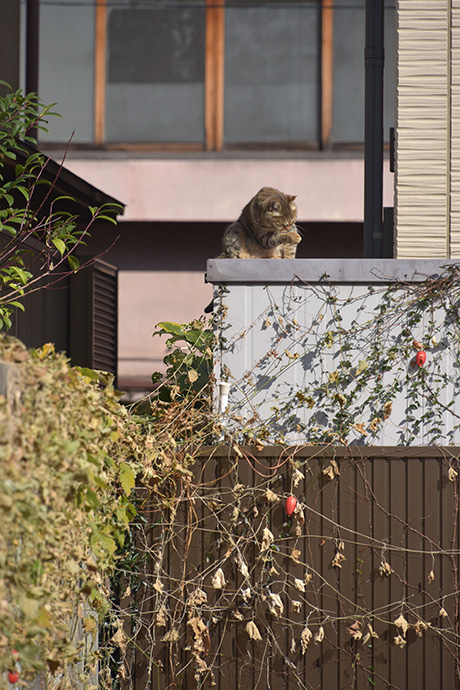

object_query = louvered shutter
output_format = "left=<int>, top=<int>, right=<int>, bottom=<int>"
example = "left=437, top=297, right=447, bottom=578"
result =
left=70, top=259, right=118, bottom=381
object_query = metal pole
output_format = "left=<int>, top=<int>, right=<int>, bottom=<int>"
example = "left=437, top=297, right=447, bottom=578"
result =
left=364, top=0, right=385, bottom=258
left=26, top=0, right=39, bottom=140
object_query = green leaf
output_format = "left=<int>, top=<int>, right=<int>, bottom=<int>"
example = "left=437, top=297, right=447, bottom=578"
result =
left=119, top=461, right=136, bottom=495
left=91, top=528, right=117, bottom=556
left=153, top=321, right=187, bottom=339
left=67, top=255, right=80, bottom=272
left=52, top=237, right=66, bottom=255
left=9, top=301, right=25, bottom=312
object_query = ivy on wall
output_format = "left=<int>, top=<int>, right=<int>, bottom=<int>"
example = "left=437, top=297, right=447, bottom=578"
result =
left=213, top=264, right=460, bottom=446
left=0, top=335, right=165, bottom=689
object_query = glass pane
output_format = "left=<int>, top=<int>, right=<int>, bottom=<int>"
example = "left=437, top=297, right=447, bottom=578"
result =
left=38, top=0, right=94, bottom=144
left=224, top=2, right=319, bottom=145
left=105, top=0, right=205, bottom=143
left=332, top=0, right=396, bottom=143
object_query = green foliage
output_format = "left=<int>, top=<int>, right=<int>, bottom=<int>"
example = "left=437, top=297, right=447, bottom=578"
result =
left=0, top=336, right=157, bottom=688
left=0, top=83, right=122, bottom=331
left=151, top=317, right=213, bottom=405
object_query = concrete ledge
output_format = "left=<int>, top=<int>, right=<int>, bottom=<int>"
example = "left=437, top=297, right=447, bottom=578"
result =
left=206, top=258, right=460, bottom=284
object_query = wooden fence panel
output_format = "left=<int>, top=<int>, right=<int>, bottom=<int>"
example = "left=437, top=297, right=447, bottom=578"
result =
left=132, top=446, right=460, bottom=690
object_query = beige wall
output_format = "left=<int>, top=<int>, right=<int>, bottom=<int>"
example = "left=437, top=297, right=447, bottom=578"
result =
left=396, top=0, right=460, bottom=258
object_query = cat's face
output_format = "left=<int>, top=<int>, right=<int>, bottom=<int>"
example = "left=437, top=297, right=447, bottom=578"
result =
left=255, top=187, right=297, bottom=231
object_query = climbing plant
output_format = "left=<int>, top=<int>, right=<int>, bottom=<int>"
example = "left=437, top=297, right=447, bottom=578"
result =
left=0, top=82, right=121, bottom=331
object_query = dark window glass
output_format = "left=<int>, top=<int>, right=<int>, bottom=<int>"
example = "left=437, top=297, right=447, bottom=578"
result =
left=105, top=0, right=205, bottom=143
left=332, top=0, right=396, bottom=144
left=37, top=0, right=94, bottom=143
left=224, top=1, right=320, bottom=145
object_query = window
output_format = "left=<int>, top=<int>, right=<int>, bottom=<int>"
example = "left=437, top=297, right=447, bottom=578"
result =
left=32, top=0, right=395, bottom=150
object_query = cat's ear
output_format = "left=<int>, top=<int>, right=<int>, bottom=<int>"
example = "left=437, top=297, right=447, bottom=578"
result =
left=287, top=195, right=297, bottom=203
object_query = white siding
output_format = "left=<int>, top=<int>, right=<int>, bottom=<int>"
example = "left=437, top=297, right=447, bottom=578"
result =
left=209, top=259, right=460, bottom=446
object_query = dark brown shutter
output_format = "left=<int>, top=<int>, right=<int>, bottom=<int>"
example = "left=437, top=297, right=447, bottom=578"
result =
left=70, top=258, right=118, bottom=381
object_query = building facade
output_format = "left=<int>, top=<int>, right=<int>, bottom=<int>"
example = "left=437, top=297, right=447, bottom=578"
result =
left=5, top=0, right=397, bottom=392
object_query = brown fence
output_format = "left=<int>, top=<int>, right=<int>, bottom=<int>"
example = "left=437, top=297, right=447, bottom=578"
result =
left=128, top=446, right=460, bottom=690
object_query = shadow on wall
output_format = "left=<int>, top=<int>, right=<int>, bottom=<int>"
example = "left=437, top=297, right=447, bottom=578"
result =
left=78, top=221, right=364, bottom=272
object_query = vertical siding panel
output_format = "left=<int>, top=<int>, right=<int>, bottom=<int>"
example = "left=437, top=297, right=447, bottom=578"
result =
left=354, top=456, right=375, bottom=690
left=338, top=458, right=358, bottom=690
left=395, top=1, right=449, bottom=257
left=388, top=457, right=407, bottom=688
left=371, top=455, right=391, bottom=687
left=319, top=461, right=340, bottom=690
left=440, top=453, right=457, bottom=687
left=406, top=456, right=424, bottom=689
left=449, top=3, right=460, bottom=257
left=303, top=454, right=323, bottom=689
left=423, top=456, right=442, bottom=690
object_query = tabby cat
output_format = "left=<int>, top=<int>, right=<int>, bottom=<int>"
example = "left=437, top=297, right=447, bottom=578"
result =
left=219, top=187, right=301, bottom=258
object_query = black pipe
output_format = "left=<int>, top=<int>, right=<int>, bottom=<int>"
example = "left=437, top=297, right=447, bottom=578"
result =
left=26, top=0, right=39, bottom=141
left=364, top=0, right=385, bottom=258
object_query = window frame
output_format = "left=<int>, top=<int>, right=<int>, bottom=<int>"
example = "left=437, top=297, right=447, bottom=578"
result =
left=90, top=0, right=334, bottom=151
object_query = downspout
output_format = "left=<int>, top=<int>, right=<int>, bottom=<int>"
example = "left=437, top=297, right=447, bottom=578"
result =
left=364, top=0, right=385, bottom=258
left=26, top=0, right=39, bottom=140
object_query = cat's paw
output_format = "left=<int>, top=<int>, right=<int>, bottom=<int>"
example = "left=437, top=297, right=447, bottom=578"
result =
left=283, top=231, right=301, bottom=245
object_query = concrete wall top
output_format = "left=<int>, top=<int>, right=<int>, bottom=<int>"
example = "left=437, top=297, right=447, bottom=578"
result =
left=206, top=258, right=458, bottom=284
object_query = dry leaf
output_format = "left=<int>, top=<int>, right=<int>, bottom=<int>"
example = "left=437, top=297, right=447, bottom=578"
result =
left=241, top=587, right=252, bottom=603
left=414, top=620, right=430, bottom=636
left=261, top=527, right=274, bottom=551
left=155, top=604, right=168, bottom=627
left=246, top=621, right=262, bottom=641
left=233, top=445, right=243, bottom=458
left=323, top=459, right=339, bottom=480
left=352, top=422, right=369, bottom=436
left=292, top=467, right=304, bottom=487
left=379, top=560, right=393, bottom=577
left=188, top=588, right=207, bottom=608
left=427, top=569, right=435, bottom=584
left=188, top=616, right=211, bottom=654
left=291, top=548, right=301, bottom=563
left=290, top=638, right=296, bottom=654
left=439, top=607, right=448, bottom=618
left=369, top=417, right=382, bottom=431
left=394, top=634, right=407, bottom=648
left=356, top=359, right=369, bottom=375
left=294, top=578, right=306, bottom=592
left=238, top=557, right=249, bottom=579
left=331, top=551, right=347, bottom=568
left=383, top=401, right=392, bottom=419
left=448, top=466, right=458, bottom=482
left=291, top=600, right=302, bottom=614
left=153, top=578, right=164, bottom=593
left=265, top=489, right=279, bottom=503
left=285, top=349, right=299, bottom=360
left=234, top=610, right=244, bottom=621
left=347, top=622, right=363, bottom=641
left=212, top=568, right=226, bottom=590
left=413, top=339, right=422, bottom=350
left=314, top=626, right=325, bottom=644
left=394, top=614, right=409, bottom=635
left=162, top=628, right=180, bottom=643
left=300, top=626, right=312, bottom=654
left=267, top=592, right=284, bottom=618
left=111, top=627, right=128, bottom=653
left=431, top=335, right=438, bottom=346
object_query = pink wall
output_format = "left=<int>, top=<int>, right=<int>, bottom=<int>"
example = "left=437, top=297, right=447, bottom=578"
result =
left=65, top=157, right=394, bottom=223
